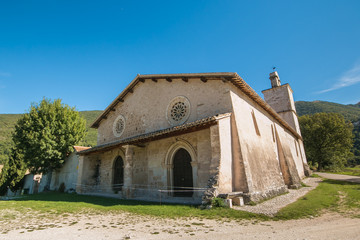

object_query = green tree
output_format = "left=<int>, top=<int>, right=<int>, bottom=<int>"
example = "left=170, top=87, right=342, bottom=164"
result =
left=12, top=98, right=86, bottom=188
left=0, top=148, right=27, bottom=196
left=299, top=113, right=354, bottom=171
left=349, top=120, right=360, bottom=166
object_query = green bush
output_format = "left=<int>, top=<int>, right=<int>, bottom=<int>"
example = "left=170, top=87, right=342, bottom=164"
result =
left=211, top=197, right=228, bottom=208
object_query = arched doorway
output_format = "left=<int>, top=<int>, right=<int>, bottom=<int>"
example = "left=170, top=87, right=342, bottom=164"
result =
left=173, top=148, right=193, bottom=197
left=112, top=156, right=124, bottom=191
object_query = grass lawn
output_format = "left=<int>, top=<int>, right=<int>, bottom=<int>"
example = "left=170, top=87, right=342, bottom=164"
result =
left=325, top=166, right=360, bottom=177
left=0, top=193, right=268, bottom=220
left=275, top=179, right=360, bottom=219
left=1, top=179, right=359, bottom=221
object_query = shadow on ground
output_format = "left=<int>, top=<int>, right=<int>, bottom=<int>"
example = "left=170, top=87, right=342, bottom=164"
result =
left=12, top=192, right=188, bottom=207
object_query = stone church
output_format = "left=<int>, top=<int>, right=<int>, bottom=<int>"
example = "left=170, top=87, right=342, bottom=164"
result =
left=76, top=71, right=309, bottom=204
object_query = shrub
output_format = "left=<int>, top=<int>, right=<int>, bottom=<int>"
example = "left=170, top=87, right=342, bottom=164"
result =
left=211, top=197, right=228, bottom=208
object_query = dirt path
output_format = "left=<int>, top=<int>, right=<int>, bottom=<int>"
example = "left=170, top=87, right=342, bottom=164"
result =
left=1, top=212, right=359, bottom=240
left=316, top=172, right=360, bottom=183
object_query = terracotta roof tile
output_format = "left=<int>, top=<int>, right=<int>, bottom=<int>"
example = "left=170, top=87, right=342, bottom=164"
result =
left=73, top=146, right=91, bottom=152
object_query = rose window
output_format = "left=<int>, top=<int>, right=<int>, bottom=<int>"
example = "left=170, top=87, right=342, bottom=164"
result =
left=170, top=102, right=187, bottom=121
left=113, top=115, right=126, bottom=137
left=167, top=96, right=190, bottom=126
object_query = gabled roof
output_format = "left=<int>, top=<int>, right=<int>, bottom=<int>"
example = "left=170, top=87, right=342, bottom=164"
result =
left=91, top=72, right=302, bottom=140
left=79, top=113, right=231, bottom=155
left=91, top=72, right=235, bottom=128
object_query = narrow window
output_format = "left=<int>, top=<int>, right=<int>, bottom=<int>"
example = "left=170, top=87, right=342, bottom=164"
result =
left=294, top=140, right=299, bottom=156
left=251, top=110, right=261, bottom=136
left=298, top=140, right=304, bottom=161
left=271, top=124, right=275, bottom=142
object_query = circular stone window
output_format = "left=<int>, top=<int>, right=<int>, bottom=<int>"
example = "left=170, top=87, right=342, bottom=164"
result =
left=113, top=115, right=126, bottom=137
left=166, top=96, right=191, bottom=126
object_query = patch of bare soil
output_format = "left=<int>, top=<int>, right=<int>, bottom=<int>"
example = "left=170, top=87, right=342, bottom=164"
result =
left=1, top=210, right=360, bottom=240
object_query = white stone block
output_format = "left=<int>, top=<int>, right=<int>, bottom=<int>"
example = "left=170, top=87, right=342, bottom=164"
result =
left=225, top=199, right=233, bottom=208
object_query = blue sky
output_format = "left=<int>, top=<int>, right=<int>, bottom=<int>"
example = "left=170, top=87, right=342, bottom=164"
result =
left=0, top=0, right=359, bottom=113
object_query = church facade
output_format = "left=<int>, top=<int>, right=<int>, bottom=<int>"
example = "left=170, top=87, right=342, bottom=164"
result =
left=76, top=72, right=309, bottom=204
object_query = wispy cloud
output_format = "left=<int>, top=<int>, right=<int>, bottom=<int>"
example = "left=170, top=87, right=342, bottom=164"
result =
left=318, top=63, right=360, bottom=93
left=0, top=71, right=11, bottom=77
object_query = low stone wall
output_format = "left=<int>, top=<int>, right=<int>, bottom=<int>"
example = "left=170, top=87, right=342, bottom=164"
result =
left=242, top=185, right=289, bottom=204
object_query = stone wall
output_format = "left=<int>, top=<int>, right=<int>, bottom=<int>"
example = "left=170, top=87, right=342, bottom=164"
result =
left=50, top=152, right=79, bottom=191
left=79, top=129, right=213, bottom=203
left=96, top=79, right=233, bottom=145
left=229, top=85, right=304, bottom=202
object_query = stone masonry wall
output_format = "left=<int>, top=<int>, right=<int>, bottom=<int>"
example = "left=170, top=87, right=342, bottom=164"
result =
left=97, top=79, right=233, bottom=145
left=80, top=129, right=213, bottom=203
left=229, top=85, right=304, bottom=202
left=50, top=152, right=79, bottom=191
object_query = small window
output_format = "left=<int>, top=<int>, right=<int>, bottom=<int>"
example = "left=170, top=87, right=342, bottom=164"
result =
left=294, top=140, right=299, bottom=156
left=298, top=141, right=303, bottom=160
left=271, top=124, right=275, bottom=142
left=251, top=110, right=261, bottom=136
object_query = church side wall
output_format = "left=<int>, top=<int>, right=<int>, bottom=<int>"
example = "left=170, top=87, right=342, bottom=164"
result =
left=230, top=90, right=286, bottom=196
left=274, top=124, right=305, bottom=179
left=50, top=152, right=79, bottom=191
left=78, top=154, right=101, bottom=193
left=96, top=79, right=232, bottom=145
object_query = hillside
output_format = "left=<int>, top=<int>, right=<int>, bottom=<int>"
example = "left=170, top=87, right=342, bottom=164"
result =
left=296, top=101, right=360, bottom=122
left=0, top=110, right=102, bottom=164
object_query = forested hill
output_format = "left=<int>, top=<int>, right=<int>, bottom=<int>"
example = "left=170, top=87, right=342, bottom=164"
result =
left=296, top=101, right=360, bottom=122
left=0, top=110, right=102, bottom=164
left=296, top=100, right=360, bottom=165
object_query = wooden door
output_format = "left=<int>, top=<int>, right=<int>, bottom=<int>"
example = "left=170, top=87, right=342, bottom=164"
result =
left=113, top=157, right=124, bottom=191
left=173, top=148, right=193, bottom=197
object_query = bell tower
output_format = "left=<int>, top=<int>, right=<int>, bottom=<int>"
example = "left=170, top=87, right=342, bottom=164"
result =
left=262, top=72, right=301, bottom=135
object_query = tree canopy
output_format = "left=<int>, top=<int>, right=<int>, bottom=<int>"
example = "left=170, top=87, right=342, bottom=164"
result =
left=299, top=113, right=354, bottom=171
left=12, top=98, right=86, bottom=174
left=0, top=148, right=27, bottom=195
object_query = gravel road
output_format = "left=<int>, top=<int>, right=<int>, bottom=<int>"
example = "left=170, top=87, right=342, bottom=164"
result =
left=316, top=172, right=360, bottom=183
